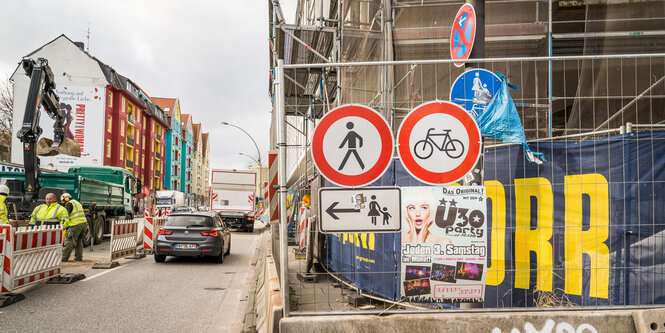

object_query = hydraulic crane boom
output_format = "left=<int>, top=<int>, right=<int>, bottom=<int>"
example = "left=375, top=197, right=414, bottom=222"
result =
left=16, top=57, right=80, bottom=202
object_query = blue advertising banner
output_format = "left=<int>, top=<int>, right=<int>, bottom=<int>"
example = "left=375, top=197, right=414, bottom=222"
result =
left=324, top=131, right=665, bottom=306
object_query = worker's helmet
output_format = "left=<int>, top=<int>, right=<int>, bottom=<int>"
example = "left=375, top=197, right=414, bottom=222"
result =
left=60, top=193, right=72, bottom=202
left=0, top=185, right=9, bottom=196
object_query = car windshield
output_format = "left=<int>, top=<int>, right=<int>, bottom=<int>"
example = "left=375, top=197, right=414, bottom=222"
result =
left=165, top=215, right=213, bottom=227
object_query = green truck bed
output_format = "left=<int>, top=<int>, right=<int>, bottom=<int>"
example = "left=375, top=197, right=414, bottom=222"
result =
left=0, top=165, right=135, bottom=217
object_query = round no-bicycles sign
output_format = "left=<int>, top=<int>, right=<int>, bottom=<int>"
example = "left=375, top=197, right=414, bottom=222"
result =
left=397, top=101, right=481, bottom=185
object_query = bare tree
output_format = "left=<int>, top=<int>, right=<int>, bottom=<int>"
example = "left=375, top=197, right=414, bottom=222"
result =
left=0, top=77, right=13, bottom=162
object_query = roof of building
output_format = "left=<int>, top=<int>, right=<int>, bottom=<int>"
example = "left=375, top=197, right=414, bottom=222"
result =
left=202, top=133, right=210, bottom=158
left=181, top=114, right=190, bottom=131
left=151, top=97, right=177, bottom=116
left=193, top=123, right=201, bottom=148
left=95, top=59, right=170, bottom=129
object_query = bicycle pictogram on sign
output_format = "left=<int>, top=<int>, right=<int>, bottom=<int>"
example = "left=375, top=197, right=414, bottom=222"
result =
left=414, top=128, right=465, bottom=160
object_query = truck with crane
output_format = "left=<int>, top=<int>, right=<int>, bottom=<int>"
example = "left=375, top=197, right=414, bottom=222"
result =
left=0, top=57, right=141, bottom=244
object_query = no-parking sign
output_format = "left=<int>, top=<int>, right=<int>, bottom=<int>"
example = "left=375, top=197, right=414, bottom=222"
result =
left=450, top=4, right=477, bottom=68
left=312, top=105, right=394, bottom=187
left=397, top=101, right=481, bottom=185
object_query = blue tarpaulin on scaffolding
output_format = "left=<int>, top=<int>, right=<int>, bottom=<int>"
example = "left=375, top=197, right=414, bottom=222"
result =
left=324, top=131, right=665, bottom=306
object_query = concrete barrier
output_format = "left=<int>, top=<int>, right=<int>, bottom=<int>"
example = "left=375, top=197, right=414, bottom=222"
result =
left=279, top=307, right=665, bottom=333
left=255, top=234, right=282, bottom=333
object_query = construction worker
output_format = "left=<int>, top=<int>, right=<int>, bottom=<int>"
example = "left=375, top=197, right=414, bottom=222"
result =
left=0, top=185, right=9, bottom=224
left=29, top=193, right=69, bottom=227
left=60, top=193, right=88, bottom=262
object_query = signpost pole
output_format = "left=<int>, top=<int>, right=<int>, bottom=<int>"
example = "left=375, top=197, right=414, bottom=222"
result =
left=276, top=59, right=290, bottom=317
left=462, top=2, right=485, bottom=306
left=466, top=0, right=485, bottom=69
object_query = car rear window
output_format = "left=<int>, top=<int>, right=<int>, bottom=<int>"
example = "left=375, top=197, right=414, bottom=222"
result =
left=165, top=215, right=213, bottom=227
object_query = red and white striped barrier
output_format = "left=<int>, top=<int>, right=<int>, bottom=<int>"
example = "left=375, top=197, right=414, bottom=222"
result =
left=110, top=219, right=140, bottom=260
left=297, top=207, right=310, bottom=248
left=268, top=150, right=279, bottom=224
left=1, top=225, right=63, bottom=293
left=143, top=217, right=167, bottom=253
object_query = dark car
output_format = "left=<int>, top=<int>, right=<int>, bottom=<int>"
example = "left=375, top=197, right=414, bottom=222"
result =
left=154, top=212, right=231, bottom=263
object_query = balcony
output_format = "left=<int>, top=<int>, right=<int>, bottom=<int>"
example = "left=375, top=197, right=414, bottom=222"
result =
left=127, top=137, right=134, bottom=147
left=127, top=114, right=135, bottom=124
left=126, top=160, right=133, bottom=168
left=156, top=133, right=162, bottom=141
left=155, top=170, right=160, bottom=177
left=156, top=151, right=161, bottom=159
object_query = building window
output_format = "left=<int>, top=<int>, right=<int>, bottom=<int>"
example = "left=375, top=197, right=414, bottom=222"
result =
left=142, top=139, right=145, bottom=150
left=107, top=91, right=113, bottom=107
left=121, top=97, right=125, bottom=112
left=175, top=137, right=179, bottom=146
left=107, top=116, right=112, bottom=133
left=106, top=140, right=111, bottom=158
left=120, top=120, right=125, bottom=137
left=120, top=143, right=124, bottom=161
left=151, top=122, right=154, bottom=133
left=143, top=121, right=146, bottom=130
left=189, top=147, right=191, bottom=155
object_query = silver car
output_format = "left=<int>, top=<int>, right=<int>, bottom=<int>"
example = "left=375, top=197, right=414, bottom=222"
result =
left=154, top=212, right=231, bottom=263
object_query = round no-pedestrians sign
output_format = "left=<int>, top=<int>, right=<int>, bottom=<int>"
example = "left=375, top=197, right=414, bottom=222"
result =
left=312, top=105, right=394, bottom=187
left=397, top=101, right=481, bottom=185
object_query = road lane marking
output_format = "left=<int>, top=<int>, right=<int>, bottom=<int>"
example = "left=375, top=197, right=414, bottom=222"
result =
left=82, top=265, right=125, bottom=282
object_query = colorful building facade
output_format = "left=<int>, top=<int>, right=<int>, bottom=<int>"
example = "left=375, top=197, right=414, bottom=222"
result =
left=180, top=114, right=194, bottom=205
left=152, top=97, right=182, bottom=191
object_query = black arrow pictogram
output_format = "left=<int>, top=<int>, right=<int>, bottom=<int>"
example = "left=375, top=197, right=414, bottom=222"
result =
left=325, top=202, right=360, bottom=220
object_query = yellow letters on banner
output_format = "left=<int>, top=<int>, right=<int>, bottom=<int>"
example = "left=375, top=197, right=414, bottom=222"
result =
left=514, top=177, right=554, bottom=292
left=564, top=174, right=610, bottom=299
left=341, top=233, right=375, bottom=251
left=485, top=180, right=506, bottom=286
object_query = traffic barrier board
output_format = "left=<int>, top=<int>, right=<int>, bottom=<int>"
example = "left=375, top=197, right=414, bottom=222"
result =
left=450, top=3, right=477, bottom=67
left=312, top=105, right=394, bottom=187
left=319, top=187, right=401, bottom=233
left=450, top=68, right=502, bottom=118
left=397, top=101, right=481, bottom=185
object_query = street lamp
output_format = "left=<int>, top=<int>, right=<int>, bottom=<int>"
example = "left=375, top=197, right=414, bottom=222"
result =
left=221, top=122, right=262, bottom=166
left=239, top=152, right=260, bottom=165
left=222, top=121, right=264, bottom=207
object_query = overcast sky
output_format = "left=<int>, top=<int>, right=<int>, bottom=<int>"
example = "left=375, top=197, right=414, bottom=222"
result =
left=0, top=0, right=297, bottom=171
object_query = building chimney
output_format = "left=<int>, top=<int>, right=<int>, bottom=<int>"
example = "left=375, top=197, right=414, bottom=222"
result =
left=73, top=42, right=85, bottom=51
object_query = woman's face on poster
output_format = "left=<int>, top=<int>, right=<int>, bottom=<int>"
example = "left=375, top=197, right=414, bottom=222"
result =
left=406, top=203, right=431, bottom=230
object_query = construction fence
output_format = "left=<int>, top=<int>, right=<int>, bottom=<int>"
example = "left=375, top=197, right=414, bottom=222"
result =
left=272, top=54, right=665, bottom=314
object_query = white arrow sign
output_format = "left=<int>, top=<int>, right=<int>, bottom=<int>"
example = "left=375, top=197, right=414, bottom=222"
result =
left=319, top=187, right=401, bottom=233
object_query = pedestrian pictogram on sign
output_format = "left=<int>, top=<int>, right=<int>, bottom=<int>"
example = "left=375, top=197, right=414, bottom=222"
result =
left=397, top=101, right=481, bottom=185
left=319, top=187, right=401, bottom=233
left=450, top=3, right=477, bottom=68
left=312, top=105, right=394, bottom=187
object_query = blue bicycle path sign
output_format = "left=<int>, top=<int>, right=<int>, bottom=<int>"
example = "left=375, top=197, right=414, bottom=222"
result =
left=450, top=69, right=502, bottom=118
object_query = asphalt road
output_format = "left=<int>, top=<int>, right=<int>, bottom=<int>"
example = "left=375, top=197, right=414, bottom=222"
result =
left=0, top=227, right=263, bottom=333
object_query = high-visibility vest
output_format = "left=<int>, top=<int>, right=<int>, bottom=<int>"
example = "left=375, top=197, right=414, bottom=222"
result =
left=0, top=196, right=8, bottom=224
left=66, top=199, right=87, bottom=227
left=30, top=203, right=69, bottom=225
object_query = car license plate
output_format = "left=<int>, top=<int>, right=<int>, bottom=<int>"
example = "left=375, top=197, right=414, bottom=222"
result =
left=175, top=244, right=196, bottom=249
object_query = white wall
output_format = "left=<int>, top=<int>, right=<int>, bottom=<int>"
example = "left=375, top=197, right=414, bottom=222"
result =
left=11, top=36, right=108, bottom=170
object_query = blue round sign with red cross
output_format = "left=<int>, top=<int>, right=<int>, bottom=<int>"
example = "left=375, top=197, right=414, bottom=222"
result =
left=450, top=3, right=477, bottom=68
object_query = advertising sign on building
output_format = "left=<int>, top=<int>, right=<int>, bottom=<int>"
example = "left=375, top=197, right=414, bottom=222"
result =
left=400, top=186, right=487, bottom=303
left=39, top=85, right=105, bottom=170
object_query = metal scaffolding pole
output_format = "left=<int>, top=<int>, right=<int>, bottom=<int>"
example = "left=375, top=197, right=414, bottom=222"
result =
left=277, top=59, right=289, bottom=318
